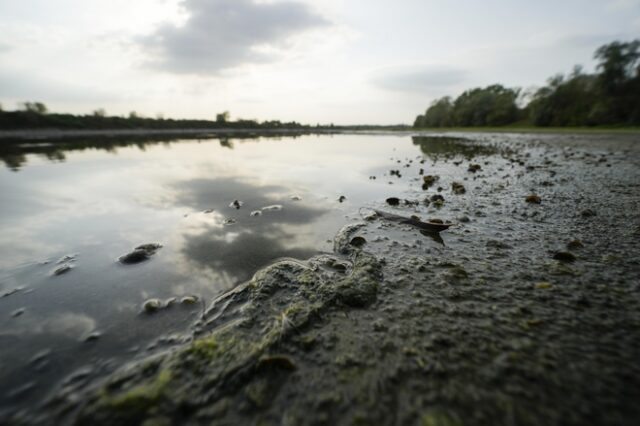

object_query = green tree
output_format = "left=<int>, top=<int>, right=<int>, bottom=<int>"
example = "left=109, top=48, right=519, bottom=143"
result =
left=20, top=101, right=48, bottom=114
left=216, top=111, right=230, bottom=123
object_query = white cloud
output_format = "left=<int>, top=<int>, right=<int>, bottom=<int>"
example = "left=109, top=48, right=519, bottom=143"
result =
left=139, top=0, right=330, bottom=75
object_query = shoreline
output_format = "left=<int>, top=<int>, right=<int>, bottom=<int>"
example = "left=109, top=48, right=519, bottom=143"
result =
left=1, top=126, right=639, bottom=141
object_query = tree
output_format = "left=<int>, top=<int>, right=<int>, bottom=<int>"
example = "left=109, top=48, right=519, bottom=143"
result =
left=20, top=101, right=48, bottom=114
left=216, top=111, right=230, bottom=123
left=93, top=108, right=106, bottom=117
left=422, top=97, right=454, bottom=127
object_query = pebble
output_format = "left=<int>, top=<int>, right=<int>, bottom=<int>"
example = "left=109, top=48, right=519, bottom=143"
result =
left=553, top=251, right=577, bottom=263
left=525, top=194, right=542, bottom=204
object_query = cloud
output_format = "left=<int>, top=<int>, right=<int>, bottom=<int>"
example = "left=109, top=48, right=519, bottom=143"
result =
left=372, top=65, right=469, bottom=93
left=138, top=0, right=330, bottom=75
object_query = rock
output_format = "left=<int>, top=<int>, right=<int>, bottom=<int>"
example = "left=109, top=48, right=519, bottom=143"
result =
left=203, top=209, right=214, bottom=214
left=468, top=164, right=482, bottom=173
left=223, top=219, right=237, bottom=225
left=338, top=195, right=347, bottom=203
left=84, top=332, right=101, bottom=342
left=143, top=299, right=163, bottom=313
left=229, top=200, right=243, bottom=209
left=53, top=264, right=73, bottom=276
left=11, top=308, right=25, bottom=318
left=430, top=194, right=444, bottom=202
left=451, top=182, right=466, bottom=194
left=581, top=209, right=597, bottom=218
left=553, top=251, right=576, bottom=263
left=422, top=175, right=439, bottom=189
left=180, top=296, right=199, bottom=305
left=119, top=249, right=151, bottom=265
left=525, top=194, right=542, bottom=204
left=290, top=195, right=302, bottom=201
left=262, top=205, right=283, bottom=211
left=120, top=244, right=162, bottom=265
left=386, top=197, right=400, bottom=206
left=457, top=216, right=470, bottom=223
left=250, top=210, right=262, bottom=217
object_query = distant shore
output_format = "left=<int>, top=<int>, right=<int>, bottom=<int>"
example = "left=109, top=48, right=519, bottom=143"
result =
left=1, top=126, right=638, bottom=140
left=0, top=127, right=343, bottom=140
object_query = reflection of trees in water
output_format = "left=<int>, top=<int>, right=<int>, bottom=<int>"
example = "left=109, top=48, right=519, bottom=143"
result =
left=0, top=132, right=311, bottom=171
left=173, top=177, right=329, bottom=285
left=411, top=136, right=499, bottom=160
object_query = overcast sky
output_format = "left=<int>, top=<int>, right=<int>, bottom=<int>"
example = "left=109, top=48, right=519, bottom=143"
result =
left=1, top=0, right=638, bottom=124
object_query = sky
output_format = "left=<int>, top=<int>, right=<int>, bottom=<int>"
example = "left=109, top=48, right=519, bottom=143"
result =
left=0, top=0, right=638, bottom=124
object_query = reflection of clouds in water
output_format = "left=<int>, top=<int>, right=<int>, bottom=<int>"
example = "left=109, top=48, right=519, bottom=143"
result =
left=1, top=312, right=96, bottom=340
left=168, top=177, right=329, bottom=287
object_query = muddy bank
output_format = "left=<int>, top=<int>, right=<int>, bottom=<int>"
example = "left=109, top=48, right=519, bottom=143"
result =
left=5, top=133, right=640, bottom=425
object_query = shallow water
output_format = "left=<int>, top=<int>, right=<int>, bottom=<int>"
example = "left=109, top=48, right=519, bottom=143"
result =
left=1, top=131, right=639, bottom=421
left=0, top=133, right=441, bottom=413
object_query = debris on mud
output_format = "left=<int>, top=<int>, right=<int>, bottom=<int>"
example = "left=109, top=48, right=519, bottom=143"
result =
left=374, top=209, right=453, bottom=233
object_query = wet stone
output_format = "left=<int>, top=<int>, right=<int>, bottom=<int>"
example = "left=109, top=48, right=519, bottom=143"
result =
left=468, top=164, right=482, bottom=173
left=53, top=264, right=73, bottom=276
left=84, top=332, right=101, bottom=342
left=119, top=243, right=162, bottom=265
left=580, top=209, right=597, bottom=218
left=229, top=200, right=243, bottom=209
left=386, top=197, right=400, bottom=206
left=553, top=251, right=577, bottom=263
left=422, top=175, right=439, bottom=189
left=451, top=182, right=466, bottom=194
left=142, top=298, right=163, bottom=313
left=525, top=194, right=542, bottom=204
left=11, top=308, right=26, bottom=318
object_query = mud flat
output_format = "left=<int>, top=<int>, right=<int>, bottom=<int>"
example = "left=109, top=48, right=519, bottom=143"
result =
left=6, top=133, right=640, bottom=426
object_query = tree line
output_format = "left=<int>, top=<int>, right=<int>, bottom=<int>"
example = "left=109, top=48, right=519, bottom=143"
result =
left=0, top=106, right=313, bottom=131
left=414, top=40, right=640, bottom=128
